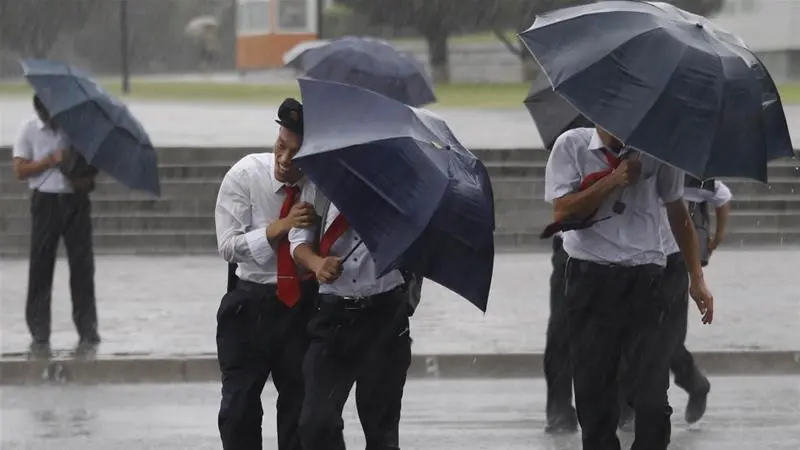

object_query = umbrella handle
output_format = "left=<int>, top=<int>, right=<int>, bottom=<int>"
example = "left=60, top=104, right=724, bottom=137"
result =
left=340, top=240, right=364, bottom=263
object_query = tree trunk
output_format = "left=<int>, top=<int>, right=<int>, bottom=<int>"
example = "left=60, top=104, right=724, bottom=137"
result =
left=424, top=29, right=450, bottom=84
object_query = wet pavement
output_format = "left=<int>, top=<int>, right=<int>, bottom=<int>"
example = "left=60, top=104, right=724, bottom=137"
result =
left=1, top=376, right=798, bottom=449
left=5, top=96, right=800, bottom=149
left=1, top=250, right=799, bottom=357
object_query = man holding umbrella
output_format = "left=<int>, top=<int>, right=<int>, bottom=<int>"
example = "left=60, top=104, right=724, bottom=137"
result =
left=12, top=95, right=100, bottom=358
left=214, top=98, right=317, bottom=450
left=544, top=125, right=713, bottom=450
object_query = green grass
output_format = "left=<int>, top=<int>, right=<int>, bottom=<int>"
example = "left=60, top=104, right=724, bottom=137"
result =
left=3, top=79, right=800, bottom=108
left=0, top=80, right=530, bottom=108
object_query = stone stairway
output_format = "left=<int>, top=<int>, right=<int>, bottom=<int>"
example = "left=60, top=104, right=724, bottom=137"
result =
left=0, top=147, right=799, bottom=256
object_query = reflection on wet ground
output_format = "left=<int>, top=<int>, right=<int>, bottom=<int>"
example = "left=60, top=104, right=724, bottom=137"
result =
left=1, top=377, right=798, bottom=449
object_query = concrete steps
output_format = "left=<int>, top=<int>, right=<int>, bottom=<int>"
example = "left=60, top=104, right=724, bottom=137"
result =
left=1, top=146, right=799, bottom=255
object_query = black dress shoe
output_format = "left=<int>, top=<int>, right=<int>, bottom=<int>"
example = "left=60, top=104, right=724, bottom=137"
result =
left=28, top=341, right=52, bottom=360
left=685, top=377, right=710, bottom=424
left=74, top=335, right=101, bottom=359
left=545, top=406, right=579, bottom=434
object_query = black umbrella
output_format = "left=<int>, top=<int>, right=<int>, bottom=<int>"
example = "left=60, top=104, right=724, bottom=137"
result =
left=21, top=59, right=160, bottom=195
left=524, top=70, right=593, bottom=150
left=519, top=0, right=794, bottom=182
left=295, top=78, right=494, bottom=311
left=297, top=36, right=437, bottom=107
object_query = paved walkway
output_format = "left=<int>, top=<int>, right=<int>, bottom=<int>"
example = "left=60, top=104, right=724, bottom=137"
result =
left=1, top=250, right=799, bottom=357
left=2, top=377, right=798, bottom=449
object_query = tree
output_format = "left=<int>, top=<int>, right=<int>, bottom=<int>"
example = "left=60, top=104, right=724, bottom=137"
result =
left=0, top=0, right=104, bottom=58
left=337, top=0, right=501, bottom=83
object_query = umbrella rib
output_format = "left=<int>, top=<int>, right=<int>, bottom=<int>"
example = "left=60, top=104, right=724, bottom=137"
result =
left=336, top=158, right=409, bottom=215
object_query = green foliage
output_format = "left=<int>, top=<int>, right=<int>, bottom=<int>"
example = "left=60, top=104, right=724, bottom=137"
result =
left=0, top=0, right=105, bottom=57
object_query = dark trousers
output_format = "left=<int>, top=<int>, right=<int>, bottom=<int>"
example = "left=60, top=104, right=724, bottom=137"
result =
left=299, top=288, right=412, bottom=450
left=619, top=253, right=706, bottom=405
left=26, top=190, right=97, bottom=343
left=565, top=258, right=675, bottom=450
left=544, top=235, right=573, bottom=420
left=216, top=280, right=316, bottom=450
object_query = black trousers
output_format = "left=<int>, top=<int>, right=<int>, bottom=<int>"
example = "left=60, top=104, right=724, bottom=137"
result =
left=216, top=280, right=316, bottom=450
left=619, top=253, right=706, bottom=405
left=544, top=235, right=573, bottom=420
left=26, top=190, right=97, bottom=343
left=298, top=288, right=412, bottom=450
left=565, top=258, right=675, bottom=450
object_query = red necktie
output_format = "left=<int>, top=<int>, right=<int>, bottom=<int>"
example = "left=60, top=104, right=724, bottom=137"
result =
left=276, top=185, right=300, bottom=307
left=319, top=213, right=350, bottom=257
left=540, top=148, right=622, bottom=239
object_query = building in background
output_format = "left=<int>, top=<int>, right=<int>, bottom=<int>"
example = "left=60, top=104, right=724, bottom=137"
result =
left=236, top=0, right=320, bottom=70
left=711, top=0, right=800, bottom=82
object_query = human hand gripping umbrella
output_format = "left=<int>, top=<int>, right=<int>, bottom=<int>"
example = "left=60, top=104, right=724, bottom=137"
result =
left=21, top=59, right=161, bottom=196
left=294, top=78, right=495, bottom=311
left=518, top=0, right=794, bottom=182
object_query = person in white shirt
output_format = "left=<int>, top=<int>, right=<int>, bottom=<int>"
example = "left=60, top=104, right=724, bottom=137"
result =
left=290, top=201, right=412, bottom=450
left=214, top=98, right=317, bottom=450
left=545, top=126, right=714, bottom=450
left=12, top=95, right=100, bottom=359
left=619, top=177, right=733, bottom=429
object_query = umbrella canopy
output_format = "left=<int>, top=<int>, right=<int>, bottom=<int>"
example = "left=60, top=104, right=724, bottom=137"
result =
left=519, top=0, right=794, bottom=182
left=185, top=15, right=218, bottom=37
left=283, top=39, right=331, bottom=69
left=295, top=77, right=494, bottom=311
left=21, top=59, right=160, bottom=196
left=524, top=70, right=592, bottom=150
left=296, top=36, right=436, bottom=107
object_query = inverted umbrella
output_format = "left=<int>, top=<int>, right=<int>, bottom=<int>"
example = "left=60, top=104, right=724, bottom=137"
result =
left=519, top=0, right=794, bottom=182
left=297, top=36, right=437, bottom=107
left=524, top=70, right=592, bottom=150
left=21, top=59, right=160, bottom=196
left=295, top=78, right=494, bottom=311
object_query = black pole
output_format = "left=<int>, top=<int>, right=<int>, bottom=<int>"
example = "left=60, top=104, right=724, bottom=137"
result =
left=120, top=0, right=131, bottom=94
left=316, top=0, right=324, bottom=38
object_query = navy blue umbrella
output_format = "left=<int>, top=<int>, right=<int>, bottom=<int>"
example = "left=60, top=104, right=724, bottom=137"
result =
left=295, top=78, right=494, bottom=311
left=519, top=0, right=794, bottom=182
left=524, top=70, right=592, bottom=150
left=298, top=36, right=437, bottom=107
left=21, top=59, right=160, bottom=196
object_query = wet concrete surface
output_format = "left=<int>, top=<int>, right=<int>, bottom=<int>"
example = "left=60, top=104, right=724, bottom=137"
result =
left=5, top=96, right=800, bottom=149
left=1, top=250, right=799, bottom=357
left=1, top=376, right=798, bottom=449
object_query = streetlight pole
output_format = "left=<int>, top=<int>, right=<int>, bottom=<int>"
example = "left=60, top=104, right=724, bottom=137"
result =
left=120, top=0, right=131, bottom=94
left=316, top=0, right=324, bottom=38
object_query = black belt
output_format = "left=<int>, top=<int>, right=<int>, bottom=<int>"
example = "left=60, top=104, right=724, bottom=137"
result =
left=236, top=279, right=317, bottom=296
left=319, top=286, right=402, bottom=311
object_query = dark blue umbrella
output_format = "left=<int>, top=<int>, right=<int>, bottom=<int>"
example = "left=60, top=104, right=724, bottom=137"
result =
left=519, top=0, right=794, bottom=182
left=21, top=59, right=160, bottom=196
left=524, top=70, right=592, bottom=150
left=298, top=36, right=437, bottom=107
left=295, top=77, right=494, bottom=311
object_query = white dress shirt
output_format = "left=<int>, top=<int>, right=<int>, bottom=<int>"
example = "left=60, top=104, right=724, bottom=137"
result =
left=289, top=203, right=404, bottom=298
left=12, top=117, right=73, bottom=193
left=545, top=128, right=685, bottom=267
left=215, top=152, right=314, bottom=284
left=660, top=181, right=733, bottom=255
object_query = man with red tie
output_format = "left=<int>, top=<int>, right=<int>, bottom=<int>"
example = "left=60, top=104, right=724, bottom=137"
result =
left=290, top=200, right=412, bottom=450
left=214, top=98, right=317, bottom=450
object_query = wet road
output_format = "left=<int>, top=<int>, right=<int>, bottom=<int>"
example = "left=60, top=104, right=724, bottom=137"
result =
left=1, top=377, right=798, bottom=449
left=2, top=250, right=800, bottom=356
left=5, top=96, right=800, bottom=149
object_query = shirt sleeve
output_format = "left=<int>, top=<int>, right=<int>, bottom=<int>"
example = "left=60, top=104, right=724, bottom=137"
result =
left=711, top=181, right=733, bottom=207
left=544, top=133, right=582, bottom=203
left=289, top=225, right=316, bottom=261
left=214, top=167, right=274, bottom=267
left=11, top=122, right=33, bottom=160
left=656, top=164, right=685, bottom=204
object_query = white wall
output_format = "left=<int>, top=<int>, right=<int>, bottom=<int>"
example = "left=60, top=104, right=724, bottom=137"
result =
left=711, top=0, right=799, bottom=51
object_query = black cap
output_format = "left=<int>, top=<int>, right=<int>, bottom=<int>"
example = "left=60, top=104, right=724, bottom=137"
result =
left=276, top=98, right=303, bottom=137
